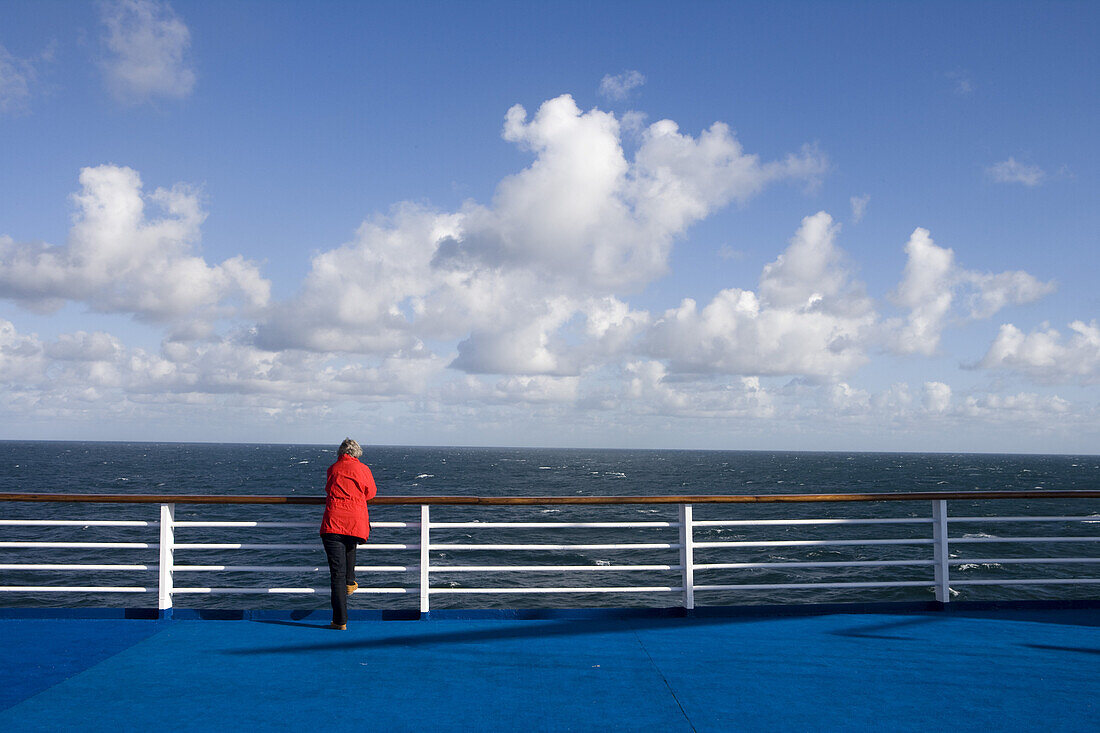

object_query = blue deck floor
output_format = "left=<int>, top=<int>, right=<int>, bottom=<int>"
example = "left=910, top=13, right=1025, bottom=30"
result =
left=1, top=606, right=1097, bottom=732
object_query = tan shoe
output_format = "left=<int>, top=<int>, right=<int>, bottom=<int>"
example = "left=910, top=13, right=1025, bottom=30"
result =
left=328, top=622, right=347, bottom=630
left=346, top=582, right=358, bottom=595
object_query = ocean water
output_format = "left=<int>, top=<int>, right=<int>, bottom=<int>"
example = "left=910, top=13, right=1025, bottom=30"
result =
left=1, top=441, right=1097, bottom=610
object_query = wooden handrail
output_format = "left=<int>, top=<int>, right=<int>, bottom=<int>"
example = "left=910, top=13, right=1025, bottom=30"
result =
left=0, top=491, right=1097, bottom=505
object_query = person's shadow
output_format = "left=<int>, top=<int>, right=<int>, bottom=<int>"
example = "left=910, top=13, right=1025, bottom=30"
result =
left=254, top=619, right=330, bottom=630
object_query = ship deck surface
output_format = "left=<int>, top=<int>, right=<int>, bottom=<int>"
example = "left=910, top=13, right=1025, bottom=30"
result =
left=1, top=605, right=1098, bottom=731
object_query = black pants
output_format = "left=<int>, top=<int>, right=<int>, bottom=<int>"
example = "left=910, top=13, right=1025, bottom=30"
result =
left=321, top=533, right=358, bottom=625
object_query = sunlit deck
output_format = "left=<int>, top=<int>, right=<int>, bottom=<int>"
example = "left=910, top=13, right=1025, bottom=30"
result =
left=1, top=603, right=1097, bottom=732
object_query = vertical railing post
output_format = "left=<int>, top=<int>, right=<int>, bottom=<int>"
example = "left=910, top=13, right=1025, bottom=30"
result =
left=932, top=499, right=950, bottom=603
left=158, top=503, right=175, bottom=618
left=419, top=504, right=431, bottom=616
left=678, top=503, right=695, bottom=610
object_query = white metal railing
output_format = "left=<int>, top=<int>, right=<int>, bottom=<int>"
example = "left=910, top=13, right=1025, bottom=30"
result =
left=1, top=495, right=1098, bottom=615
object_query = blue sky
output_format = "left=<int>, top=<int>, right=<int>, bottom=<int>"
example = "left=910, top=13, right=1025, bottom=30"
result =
left=0, top=0, right=1097, bottom=452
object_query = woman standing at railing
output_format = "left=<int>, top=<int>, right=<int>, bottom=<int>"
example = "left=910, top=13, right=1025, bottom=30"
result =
left=320, top=438, right=377, bottom=630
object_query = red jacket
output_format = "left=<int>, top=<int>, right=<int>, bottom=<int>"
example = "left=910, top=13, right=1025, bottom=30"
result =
left=319, top=454, right=377, bottom=542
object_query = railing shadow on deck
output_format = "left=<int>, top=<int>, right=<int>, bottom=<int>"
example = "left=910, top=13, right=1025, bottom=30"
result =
left=226, top=613, right=810, bottom=655
left=223, top=599, right=1100, bottom=656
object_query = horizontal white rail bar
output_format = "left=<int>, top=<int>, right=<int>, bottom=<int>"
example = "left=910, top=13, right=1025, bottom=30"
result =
left=175, top=521, right=314, bottom=528
left=173, top=543, right=416, bottom=550
left=950, top=536, right=1100, bottom=543
left=694, top=539, right=934, bottom=548
left=173, top=521, right=411, bottom=528
left=950, top=558, right=1100, bottom=565
left=431, top=586, right=682, bottom=594
left=693, top=518, right=930, bottom=527
left=949, top=516, right=1099, bottom=523
left=173, top=565, right=409, bottom=572
left=0, top=564, right=153, bottom=571
left=696, top=581, right=932, bottom=591
left=0, top=542, right=155, bottom=549
left=172, top=587, right=411, bottom=594
left=430, top=564, right=679, bottom=572
left=696, top=560, right=935, bottom=570
left=429, top=543, right=679, bottom=551
left=429, top=522, right=677, bottom=529
left=173, top=543, right=318, bottom=550
left=0, top=586, right=150, bottom=593
left=0, top=520, right=156, bottom=527
left=951, top=579, right=1100, bottom=586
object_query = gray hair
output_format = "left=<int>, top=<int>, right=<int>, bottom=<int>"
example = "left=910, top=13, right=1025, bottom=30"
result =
left=337, top=438, right=363, bottom=458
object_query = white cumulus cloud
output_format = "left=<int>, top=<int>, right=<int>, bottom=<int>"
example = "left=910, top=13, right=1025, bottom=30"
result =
left=962, top=270, right=1057, bottom=320
left=258, top=94, right=826, bottom=379
left=441, top=374, right=580, bottom=406
left=624, top=361, right=774, bottom=418
left=0, top=165, right=269, bottom=336
left=830, top=382, right=871, bottom=413
left=631, top=119, right=827, bottom=238
left=987, top=157, right=1045, bottom=187
left=960, top=391, right=1070, bottom=419
left=99, top=0, right=195, bottom=103
left=922, top=381, right=952, bottom=413
left=599, top=70, right=646, bottom=101
left=646, top=212, right=874, bottom=379
left=891, top=228, right=956, bottom=355
left=889, top=227, right=1053, bottom=355
left=0, top=318, right=446, bottom=413
left=0, top=319, right=48, bottom=384
left=979, top=320, right=1100, bottom=384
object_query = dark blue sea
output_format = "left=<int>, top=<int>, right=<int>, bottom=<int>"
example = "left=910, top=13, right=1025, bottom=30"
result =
left=1, top=442, right=1097, bottom=610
